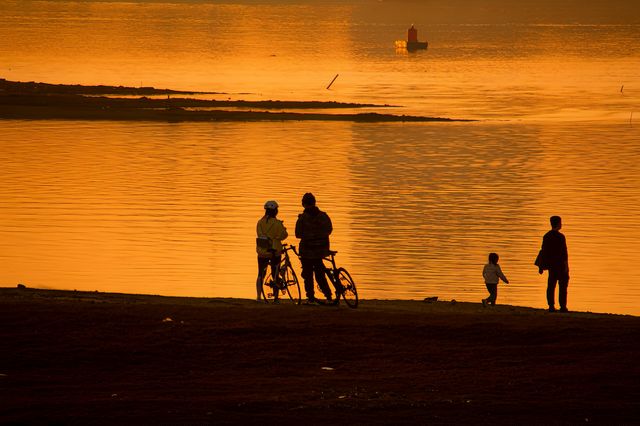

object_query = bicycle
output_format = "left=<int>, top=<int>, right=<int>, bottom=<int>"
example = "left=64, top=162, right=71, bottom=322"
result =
left=291, top=245, right=358, bottom=308
left=258, top=244, right=301, bottom=304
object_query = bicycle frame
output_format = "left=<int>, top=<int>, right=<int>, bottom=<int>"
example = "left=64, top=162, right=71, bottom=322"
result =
left=322, top=251, right=342, bottom=289
left=290, top=246, right=341, bottom=290
left=290, top=244, right=358, bottom=308
left=260, top=245, right=293, bottom=278
left=258, top=244, right=301, bottom=304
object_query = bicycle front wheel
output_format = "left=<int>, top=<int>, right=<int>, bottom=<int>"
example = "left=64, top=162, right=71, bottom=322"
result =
left=279, top=262, right=301, bottom=305
left=337, top=267, right=358, bottom=308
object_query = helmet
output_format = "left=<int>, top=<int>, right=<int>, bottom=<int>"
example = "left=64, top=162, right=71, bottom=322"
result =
left=264, top=200, right=279, bottom=210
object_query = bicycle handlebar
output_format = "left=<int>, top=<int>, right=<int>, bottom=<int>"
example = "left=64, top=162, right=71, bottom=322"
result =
left=287, top=244, right=338, bottom=259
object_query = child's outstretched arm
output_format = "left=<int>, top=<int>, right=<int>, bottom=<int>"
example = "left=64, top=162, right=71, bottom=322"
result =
left=497, top=265, right=509, bottom=284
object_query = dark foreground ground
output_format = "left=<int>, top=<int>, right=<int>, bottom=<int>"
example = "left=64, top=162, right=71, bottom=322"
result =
left=0, top=288, right=638, bottom=425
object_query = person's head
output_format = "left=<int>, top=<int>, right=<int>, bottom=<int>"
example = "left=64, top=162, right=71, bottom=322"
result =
left=488, top=252, right=499, bottom=265
left=264, top=200, right=278, bottom=218
left=550, top=215, right=562, bottom=230
left=301, top=192, right=316, bottom=208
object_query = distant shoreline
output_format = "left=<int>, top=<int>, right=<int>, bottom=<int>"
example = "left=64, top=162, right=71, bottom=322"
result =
left=0, top=78, right=470, bottom=123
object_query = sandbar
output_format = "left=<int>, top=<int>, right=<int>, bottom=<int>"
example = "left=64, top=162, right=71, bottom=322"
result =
left=0, top=79, right=467, bottom=123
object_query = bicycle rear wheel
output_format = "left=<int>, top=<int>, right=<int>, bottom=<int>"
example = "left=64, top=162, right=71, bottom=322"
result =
left=337, top=267, right=358, bottom=308
left=279, top=262, right=301, bottom=304
left=260, top=268, right=278, bottom=304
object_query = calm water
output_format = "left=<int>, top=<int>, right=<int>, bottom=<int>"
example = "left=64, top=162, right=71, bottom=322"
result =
left=1, top=1, right=639, bottom=314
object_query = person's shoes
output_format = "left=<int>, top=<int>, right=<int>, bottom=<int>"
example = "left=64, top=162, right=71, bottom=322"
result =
left=303, top=298, right=317, bottom=305
left=559, top=307, right=569, bottom=313
left=482, top=298, right=487, bottom=307
left=548, top=307, right=557, bottom=313
left=272, top=299, right=280, bottom=305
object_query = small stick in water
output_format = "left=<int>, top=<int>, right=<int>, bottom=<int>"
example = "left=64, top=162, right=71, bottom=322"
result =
left=621, top=85, right=624, bottom=93
left=326, top=74, right=339, bottom=90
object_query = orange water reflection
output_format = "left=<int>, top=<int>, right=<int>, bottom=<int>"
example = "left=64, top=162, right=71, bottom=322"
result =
left=1, top=120, right=639, bottom=315
left=2, top=1, right=640, bottom=314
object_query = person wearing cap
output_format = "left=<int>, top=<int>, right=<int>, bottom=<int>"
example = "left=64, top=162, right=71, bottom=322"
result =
left=295, top=193, right=334, bottom=304
left=256, top=200, right=288, bottom=302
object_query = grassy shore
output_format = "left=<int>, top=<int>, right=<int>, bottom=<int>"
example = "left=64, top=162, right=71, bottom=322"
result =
left=0, top=287, right=638, bottom=424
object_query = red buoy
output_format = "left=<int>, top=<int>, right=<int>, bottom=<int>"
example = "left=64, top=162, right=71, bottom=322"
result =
left=408, top=25, right=418, bottom=43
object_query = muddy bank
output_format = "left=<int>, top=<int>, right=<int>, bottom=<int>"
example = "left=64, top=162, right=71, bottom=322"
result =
left=0, top=287, right=638, bottom=424
left=0, top=78, right=465, bottom=122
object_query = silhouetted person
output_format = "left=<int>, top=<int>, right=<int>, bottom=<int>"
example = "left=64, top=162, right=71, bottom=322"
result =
left=482, top=252, right=509, bottom=307
left=295, top=193, right=334, bottom=304
left=256, top=200, right=288, bottom=302
left=538, top=216, right=569, bottom=312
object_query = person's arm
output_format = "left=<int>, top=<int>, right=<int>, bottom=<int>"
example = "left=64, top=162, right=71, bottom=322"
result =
left=560, top=234, right=568, bottom=261
left=561, top=234, right=569, bottom=273
left=323, top=213, right=333, bottom=236
left=278, top=221, right=288, bottom=241
left=295, top=215, right=303, bottom=239
left=497, top=265, right=509, bottom=284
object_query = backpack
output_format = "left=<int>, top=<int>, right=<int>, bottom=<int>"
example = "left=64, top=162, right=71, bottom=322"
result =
left=256, top=219, right=275, bottom=250
left=534, top=249, right=547, bottom=271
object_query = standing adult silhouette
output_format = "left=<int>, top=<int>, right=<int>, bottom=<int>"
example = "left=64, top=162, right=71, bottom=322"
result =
left=295, top=193, right=334, bottom=304
left=538, top=216, right=570, bottom=312
left=255, top=200, right=288, bottom=302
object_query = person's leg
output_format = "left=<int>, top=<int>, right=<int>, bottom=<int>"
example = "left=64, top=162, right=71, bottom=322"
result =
left=256, top=257, right=269, bottom=300
left=270, top=255, right=282, bottom=301
left=547, top=269, right=558, bottom=311
left=300, top=257, right=316, bottom=300
left=485, top=283, right=497, bottom=305
left=313, top=258, right=332, bottom=300
left=559, top=274, right=569, bottom=311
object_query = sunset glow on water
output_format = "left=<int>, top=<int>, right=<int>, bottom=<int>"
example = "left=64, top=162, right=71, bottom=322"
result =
left=1, top=1, right=639, bottom=314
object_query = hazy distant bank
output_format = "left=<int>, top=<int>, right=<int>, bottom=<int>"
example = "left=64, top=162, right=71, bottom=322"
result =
left=30, top=0, right=640, bottom=25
